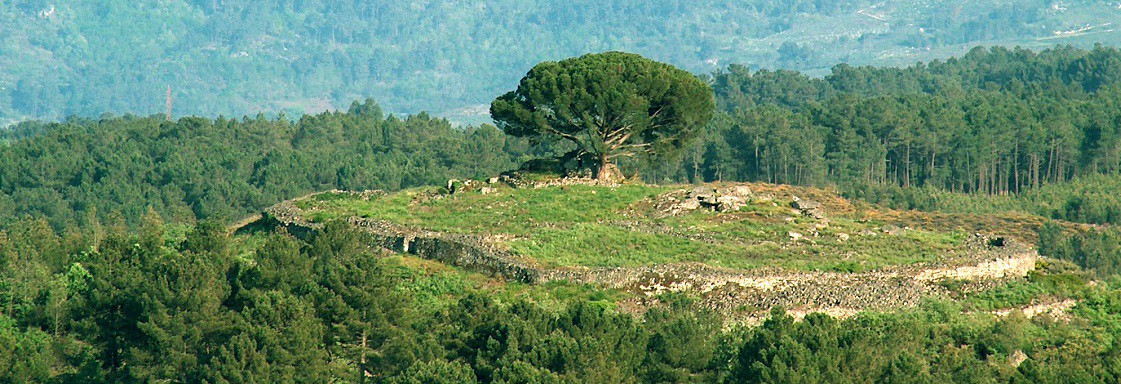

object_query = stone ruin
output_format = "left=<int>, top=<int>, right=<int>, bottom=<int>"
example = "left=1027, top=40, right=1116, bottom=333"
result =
left=446, top=175, right=514, bottom=195
left=255, top=185, right=1044, bottom=325
left=656, top=185, right=754, bottom=215
left=791, top=196, right=826, bottom=219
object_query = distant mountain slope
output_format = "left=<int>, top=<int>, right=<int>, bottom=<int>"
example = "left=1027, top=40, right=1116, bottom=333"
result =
left=2, top=0, right=1120, bottom=125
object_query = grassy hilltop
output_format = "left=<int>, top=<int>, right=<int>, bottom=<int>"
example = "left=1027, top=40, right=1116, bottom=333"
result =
left=274, top=175, right=1063, bottom=273
left=283, top=181, right=966, bottom=272
left=253, top=175, right=1093, bottom=325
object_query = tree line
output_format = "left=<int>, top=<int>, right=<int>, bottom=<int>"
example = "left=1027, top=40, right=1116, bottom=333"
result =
left=662, top=45, right=1121, bottom=196
left=0, top=100, right=531, bottom=230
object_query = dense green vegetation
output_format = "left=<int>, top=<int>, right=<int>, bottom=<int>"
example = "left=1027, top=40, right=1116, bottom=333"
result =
left=678, top=45, right=1121, bottom=196
left=4, top=1, right=1121, bottom=124
left=1039, top=222, right=1121, bottom=278
left=841, top=172, right=1121, bottom=225
left=3, top=217, right=1121, bottom=383
left=12, top=45, right=1121, bottom=232
left=0, top=100, right=529, bottom=230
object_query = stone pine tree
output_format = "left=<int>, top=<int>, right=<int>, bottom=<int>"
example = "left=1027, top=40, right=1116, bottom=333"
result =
left=491, top=52, right=715, bottom=181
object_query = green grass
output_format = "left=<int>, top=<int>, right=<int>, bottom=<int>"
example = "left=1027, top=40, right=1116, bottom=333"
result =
left=296, top=183, right=970, bottom=271
left=307, top=184, right=671, bottom=234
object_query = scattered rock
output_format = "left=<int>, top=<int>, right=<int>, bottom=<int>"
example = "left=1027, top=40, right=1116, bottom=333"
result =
left=991, top=299, right=1077, bottom=321
left=1009, top=350, right=1028, bottom=368
left=838, top=233, right=850, bottom=242
left=791, top=196, right=826, bottom=219
left=754, top=193, right=776, bottom=202
left=447, top=178, right=483, bottom=194
left=653, top=185, right=758, bottom=215
left=788, top=231, right=804, bottom=242
left=882, top=224, right=905, bottom=235
left=730, top=185, right=753, bottom=197
left=678, top=199, right=701, bottom=211
left=692, top=185, right=753, bottom=212
left=480, top=187, right=496, bottom=195
left=531, top=176, right=605, bottom=188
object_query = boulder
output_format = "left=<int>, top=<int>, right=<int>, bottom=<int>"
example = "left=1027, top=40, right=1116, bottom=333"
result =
left=791, top=196, right=826, bottom=219
left=718, top=185, right=753, bottom=198
left=656, top=184, right=755, bottom=215
left=715, top=195, right=746, bottom=212
left=678, top=198, right=701, bottom=211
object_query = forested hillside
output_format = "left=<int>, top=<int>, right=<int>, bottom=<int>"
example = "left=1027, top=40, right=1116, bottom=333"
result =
left=3, top=0, right=1121, bottom=124
left=665, top=45, right=1121, bottom=224
left=0, top=100, right=529, bottom=230
left=4, top=218, right=1119, bottom=383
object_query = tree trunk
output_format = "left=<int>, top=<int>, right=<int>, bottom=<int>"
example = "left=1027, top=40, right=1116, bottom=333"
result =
left=596, top=154, right=621, bottom=182
left=1013, top=142, right=1020, bottom=194
left=905, top=143, right=911, bottom=188
left=692, top=143, right=701, bottom=183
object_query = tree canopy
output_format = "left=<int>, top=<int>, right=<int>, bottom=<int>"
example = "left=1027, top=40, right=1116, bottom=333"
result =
left=491, top=51, right=714, bottom=181
left=0, top=100, right=532, bottom=230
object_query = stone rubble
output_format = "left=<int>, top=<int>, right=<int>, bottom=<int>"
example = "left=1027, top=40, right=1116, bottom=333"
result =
left=654, top=185, right=755, bottom=216
left=791, top=196, right=826, bottom=219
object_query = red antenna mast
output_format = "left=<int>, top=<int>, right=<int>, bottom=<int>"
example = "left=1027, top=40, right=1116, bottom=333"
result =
left=165, top=85, right=173, bottom=121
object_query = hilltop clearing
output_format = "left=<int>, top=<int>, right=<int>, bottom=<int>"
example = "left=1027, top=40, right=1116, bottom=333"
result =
left=248, top=176, right=1088, bottom=322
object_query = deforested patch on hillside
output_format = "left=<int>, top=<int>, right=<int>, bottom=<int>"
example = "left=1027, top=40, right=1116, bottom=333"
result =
left=263, top=180, right=978, bottom=272
left=249, top=176, right=1080, bottom=322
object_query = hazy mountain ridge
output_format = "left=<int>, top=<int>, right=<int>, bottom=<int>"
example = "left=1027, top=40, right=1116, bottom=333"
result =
left=3, top=0, right=1120, bottom=125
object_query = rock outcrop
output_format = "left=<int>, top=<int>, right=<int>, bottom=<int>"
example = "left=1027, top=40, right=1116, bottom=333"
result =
left=791, top=196, right=825, bottom=219
left=655, top=185, right=754, bottom=215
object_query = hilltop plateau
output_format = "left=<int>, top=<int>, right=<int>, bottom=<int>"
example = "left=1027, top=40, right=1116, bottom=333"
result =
left=248, top=175, right=1085, bottom=323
